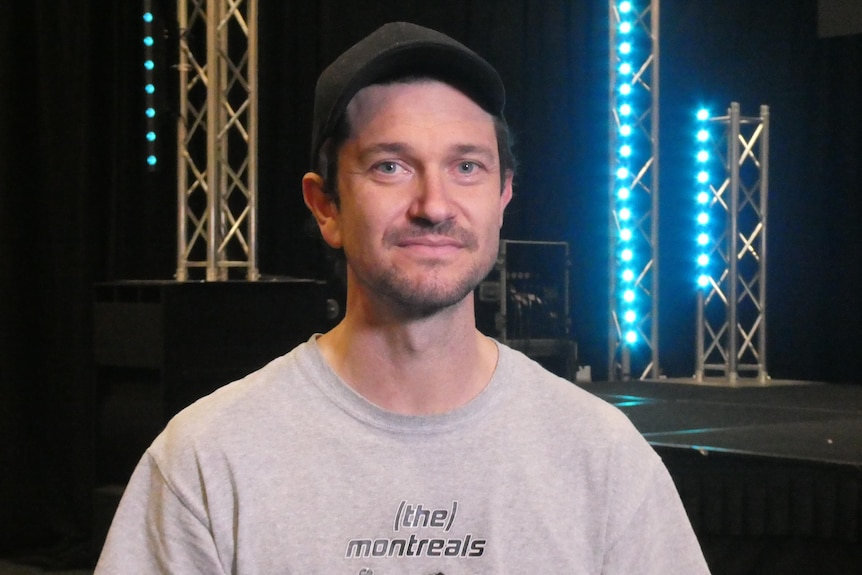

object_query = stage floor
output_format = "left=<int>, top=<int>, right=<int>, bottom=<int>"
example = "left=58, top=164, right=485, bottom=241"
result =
left=581, top=379, right=862, bottom=467
left=581, top=378, right=862, bottom=574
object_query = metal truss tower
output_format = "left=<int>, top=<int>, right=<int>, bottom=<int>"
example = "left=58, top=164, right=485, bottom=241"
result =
left=608, top=0, right=660, bottom=381
left=696, top=103, right=770, bottom=385
left=176, top=0, right=259, bottom=281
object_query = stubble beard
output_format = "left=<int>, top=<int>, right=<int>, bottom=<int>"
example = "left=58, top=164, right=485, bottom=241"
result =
left=354, top=224, right=499, bottom=317
left=374, top=254, right=494, bottom=316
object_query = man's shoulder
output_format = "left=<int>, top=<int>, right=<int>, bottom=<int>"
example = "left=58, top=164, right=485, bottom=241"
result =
left=493, top=342, right=660, bottom=476
left=496, top=342, right=633, bottom=429
left=154, top=340, right=317, bottom=447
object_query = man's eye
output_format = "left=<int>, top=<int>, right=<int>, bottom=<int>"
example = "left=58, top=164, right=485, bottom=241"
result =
left=374, top=161, right=399, bottom=174
left=457, top=161, right=477, bottom=174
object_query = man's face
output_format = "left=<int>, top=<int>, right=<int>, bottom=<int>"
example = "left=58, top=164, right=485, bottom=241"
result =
left=327, top=80, right=513, bottom=315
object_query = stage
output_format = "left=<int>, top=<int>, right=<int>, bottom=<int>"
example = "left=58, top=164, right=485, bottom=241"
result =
left=581, top=378, right=862, bottom=574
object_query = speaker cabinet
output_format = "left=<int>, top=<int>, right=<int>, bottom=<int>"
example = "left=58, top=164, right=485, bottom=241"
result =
left=93, top=279, right=341, bottom=485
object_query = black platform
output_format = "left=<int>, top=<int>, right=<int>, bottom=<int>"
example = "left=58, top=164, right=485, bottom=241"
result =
left=581, top=378, right=862, bottom=574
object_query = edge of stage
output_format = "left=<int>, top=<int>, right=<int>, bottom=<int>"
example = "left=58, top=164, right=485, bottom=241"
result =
left=582, top=377, right=862, bottom=467
left=579, top=377, right=862, bottom=573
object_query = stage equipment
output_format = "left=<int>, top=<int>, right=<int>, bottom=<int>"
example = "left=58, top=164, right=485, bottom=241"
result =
left=695, top=103, right=770, bottom=385
left=176, top=0, right=259, bottom=281
left=90, top=278, right=339, bottom=549
left=93, top=279, right=339, bottom=485
left=608, top=0, right=660, bottom=381
left=476, top=240, right=578, bottom=380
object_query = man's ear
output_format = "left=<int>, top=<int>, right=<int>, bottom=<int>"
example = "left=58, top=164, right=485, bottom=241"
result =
left=302, top=172, right=343, bottom=249
left=498, top=169, right=514, bottom=227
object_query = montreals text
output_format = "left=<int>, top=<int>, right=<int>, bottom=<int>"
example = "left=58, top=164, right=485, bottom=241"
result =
left=345, top=501, right=487, bottom=559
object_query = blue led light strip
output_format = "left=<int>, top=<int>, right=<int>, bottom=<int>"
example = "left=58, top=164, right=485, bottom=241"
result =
left=694, top=108, right=712, bottom=289
left=143, top=0, right=157, bottom=170
left=614, top=0, right=639, bottom=346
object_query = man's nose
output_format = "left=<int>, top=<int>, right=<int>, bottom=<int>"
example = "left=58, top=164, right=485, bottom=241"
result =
left=407, top=170, right=457, bottom=224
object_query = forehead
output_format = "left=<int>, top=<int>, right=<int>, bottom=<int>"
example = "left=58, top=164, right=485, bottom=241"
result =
left=345, top=79, right=495, bottom=139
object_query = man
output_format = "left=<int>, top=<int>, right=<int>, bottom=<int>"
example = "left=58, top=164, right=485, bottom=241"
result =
left=96, top=22, right=710, bottom=574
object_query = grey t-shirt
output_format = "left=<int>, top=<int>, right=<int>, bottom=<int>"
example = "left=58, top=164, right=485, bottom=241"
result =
left=96, top=338, right=710, bottom=574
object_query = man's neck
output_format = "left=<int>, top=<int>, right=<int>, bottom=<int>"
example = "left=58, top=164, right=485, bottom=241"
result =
left=316, top=297, right=498, bottom=415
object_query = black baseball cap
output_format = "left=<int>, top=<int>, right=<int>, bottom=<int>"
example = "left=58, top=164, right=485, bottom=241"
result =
left=310, top=21, right=505, bottom=170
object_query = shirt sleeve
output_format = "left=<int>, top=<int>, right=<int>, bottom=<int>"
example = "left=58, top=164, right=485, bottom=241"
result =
left=602, top=443, right=712, bottom=575
left=94, top=452, right=227, bottom=575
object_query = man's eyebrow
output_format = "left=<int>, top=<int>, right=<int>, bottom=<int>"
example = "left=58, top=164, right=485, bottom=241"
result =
left=355, top=142, right=497, bottom=165
left=451, top=144, right=496, bottom=162
left=356, top=142, right=412, bottom=164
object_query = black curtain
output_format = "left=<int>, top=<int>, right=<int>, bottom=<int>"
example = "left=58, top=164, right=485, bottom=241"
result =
left=1, top=0, right=860, bottom=566
left=0, top=0, right=177, bottom=561
left=1, top=0, right=116, bottom=560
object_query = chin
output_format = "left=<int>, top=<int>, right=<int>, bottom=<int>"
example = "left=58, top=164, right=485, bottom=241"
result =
left=378, top=271, right=482, bottom=315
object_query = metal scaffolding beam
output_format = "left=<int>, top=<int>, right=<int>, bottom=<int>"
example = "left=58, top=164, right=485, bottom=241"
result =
left=696, top=102, right=770, bottom=385
left=608, top=0, right=660, bottom=381
left=176, top=0, right=259, bottom=281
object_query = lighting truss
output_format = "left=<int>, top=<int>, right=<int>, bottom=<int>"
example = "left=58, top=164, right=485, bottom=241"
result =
left=695, top=102, right=770, bottom=385
left=608, top=0, right=660, bottom=381
left=176, top=0, right=259, bottom=281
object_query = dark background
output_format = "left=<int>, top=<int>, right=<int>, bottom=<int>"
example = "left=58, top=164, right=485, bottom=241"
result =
left=1, top=0, right=859, bottom=567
